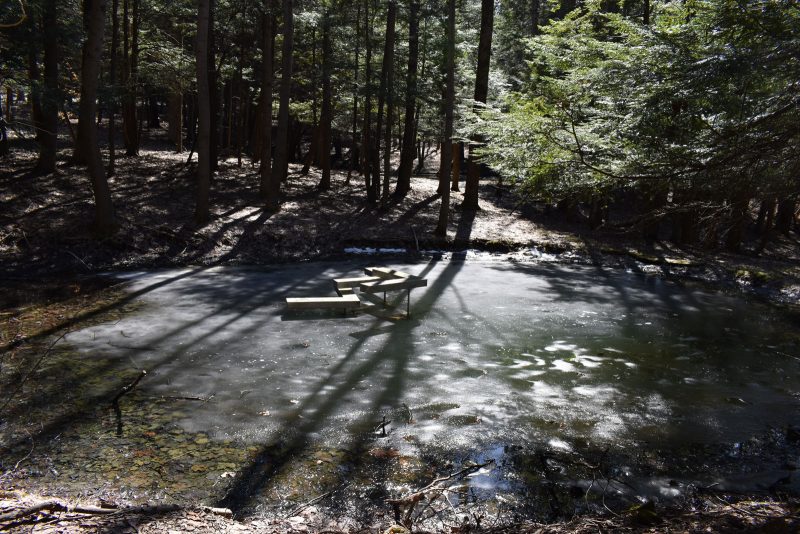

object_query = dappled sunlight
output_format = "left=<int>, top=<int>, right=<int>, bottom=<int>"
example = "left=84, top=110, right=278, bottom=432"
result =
left=3, top=260, right=800, bottom=522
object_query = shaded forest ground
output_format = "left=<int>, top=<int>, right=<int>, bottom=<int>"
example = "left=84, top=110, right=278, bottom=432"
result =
left=1, top=488, right=798, bottom=533
left=1, top=127, right=799, bottom=308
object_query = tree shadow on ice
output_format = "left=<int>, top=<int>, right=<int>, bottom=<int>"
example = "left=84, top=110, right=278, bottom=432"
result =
left=0, top=265, right=315, bottom=453
left=217, top=258, right=468, bottom=516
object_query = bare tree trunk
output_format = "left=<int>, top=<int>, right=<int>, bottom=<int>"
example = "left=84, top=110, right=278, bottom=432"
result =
left=271, top=0, right=294, bottom=207
left=167, top=90, right=183, bottom=152
left=259, top=5, right=275, bottom=199
left=27, top=29, right=44, bottom=145
left=373, top=1, right=395, bottom=201
left=36, top=0, right=58, bottom=173
left=122, top=0, right=140, bottom=156
left=347, top=1, right=361, bottom=185
left=725, top=194, right=749, bottom=252
left=381, top=1, right=396, bottom=200
left=4, top=88, right=11, bottom=122
left=108, top=0, right=119, bottom=174
left=435, top=0, right=455, bottom=237
left=756, top=196, right=777, bottom=252
left=81, top=0, right=116, bottom=234
left=463, top=0, right=493, bottom=211
left=776, top=197, right=797, bottom=234
left=195, top=0, right=211, bottom=224
left=395, top=0, right=418, bottom=198
left=318, top=10, right=332, bottom=191
left=208, top=0, right=219, bottom=170
left=362, top=0, right=375, bottom=202
left=450, top=142, right=460, bottom=191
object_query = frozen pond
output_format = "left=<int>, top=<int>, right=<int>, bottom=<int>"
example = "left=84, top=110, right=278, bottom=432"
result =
left=70, top=260, right=800, bottom=450
left=10, top=259, right=800, bottom=519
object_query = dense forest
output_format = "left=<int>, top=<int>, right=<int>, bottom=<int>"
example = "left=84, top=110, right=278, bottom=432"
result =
left=1, top=0, right=797, bottom=253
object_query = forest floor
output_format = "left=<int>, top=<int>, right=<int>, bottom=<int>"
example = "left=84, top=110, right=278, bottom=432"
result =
left=1, top=488, right=798, bottom=533
left=2, top=132, right=800, bottom=532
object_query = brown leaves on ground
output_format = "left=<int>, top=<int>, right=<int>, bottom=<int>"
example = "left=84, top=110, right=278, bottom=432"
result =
left=1, top=490, right=797, bottom=533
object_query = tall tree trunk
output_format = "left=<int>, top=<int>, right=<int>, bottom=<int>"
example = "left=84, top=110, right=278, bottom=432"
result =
left=756, top=196, right=777, bottom=252
left=451, top=142, right=460, bottom=191
left=463, top=0, right=493, bottom=211
left=395, top=0, right=418, bottom=198
left=0, top=93, right=6, bottom=158
left=167, top=90, right=183, bottom=152
left=108, top=0, right=119, bottom=174
left=362, top=0, right=374, bottom=202
left=271, top=0, right=294, bottom=207
left=347, top=1, right=361, bottom=185
left=27, top=24, right=44, bottom=147
left=36, top=0, right=58, bottom=173
left=208, top=0, right=219, bottom=170
left=373, top=1, right=395, bottom=201
left=318, top=10, right=332, bottom=191
left=259, top=6, right=275, bottom=200
left=195, top=0, right=211, bottom=223
left=776, top=197, right=797, bottom=234
left=235, top=12, right=245, bottom=167
left=381, top=1, right=396, bottom=200
left=371, top=2, right=386, bottom=202
left=81, top=0, right=115, bottom=234
left=530, top=0, right=540, bottom=35
left=147, top=90, right=160, bottom=128
left=725, top=194, right=749, bottom=252
left=435, top=0, right=455, bottom=237
left=122, top=0, right=139, bottom=156
left=643, top=0, right=650, bottom=25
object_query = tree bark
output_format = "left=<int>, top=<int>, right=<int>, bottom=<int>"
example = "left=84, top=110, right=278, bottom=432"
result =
left=81, top=0, right=116, bottom=234
left=756, top=196, right=777, bottom=252
left=776, top=198, right=797, bottom=234
left=450, top=142, right=460, bottom=191
left=208, top=0, right=219, bottom=170
left=530, top=0, right=540, bottom=35
left=362, top=0, right=375, bottom=201
left=271, top=0, right=294, bottom=206
left=725, top=195, right=749, bottom=252
left=259, top=6, right=275, bottom=200
left=36, top=0, right=58, bottom=173
left=373, top=1, right=395, bottom=201
left=4, top=88, right=10, bottom=122
left=463, top=0, right=493, bottom=211
left=108, top=0, right=119, bottom=174
left=318, top=10, right=332, bottom=191
left=27, top=25, right=44, bottom=146
left=195, top=0, right=211, bottom=224
left=381, top=1, right=397, bottom=200
left=435, top=0, right=455, bottom=237
left=395, top=0, right=419, bottom=198
left=122, top=0, right=139, bottom=156
left=347, top=1, right=361, bottom=185
left=167, top=90, right=182, bottom=152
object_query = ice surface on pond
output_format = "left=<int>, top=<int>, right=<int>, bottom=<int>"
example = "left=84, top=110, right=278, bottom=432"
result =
left=67, top=260, right=800, bottom=454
